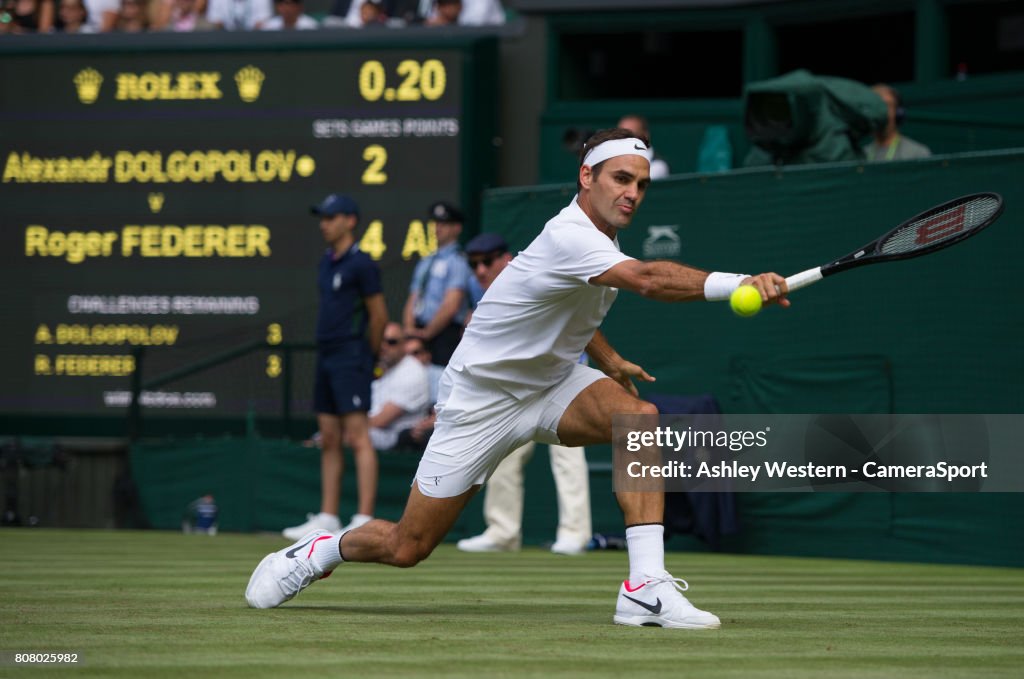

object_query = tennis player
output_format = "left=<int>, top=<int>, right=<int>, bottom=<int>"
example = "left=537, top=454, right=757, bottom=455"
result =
left=247, top=128, right=789, bottom=628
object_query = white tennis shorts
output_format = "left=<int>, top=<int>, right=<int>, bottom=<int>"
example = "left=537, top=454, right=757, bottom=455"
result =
left=414, top=363, right=606, bottom=498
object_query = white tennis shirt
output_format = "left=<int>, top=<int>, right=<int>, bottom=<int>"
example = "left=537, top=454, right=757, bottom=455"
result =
left=449, top=197, right=634, bottom=398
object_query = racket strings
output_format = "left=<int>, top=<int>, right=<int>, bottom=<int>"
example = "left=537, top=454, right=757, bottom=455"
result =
left=880, top=196, right=1002, bottom=255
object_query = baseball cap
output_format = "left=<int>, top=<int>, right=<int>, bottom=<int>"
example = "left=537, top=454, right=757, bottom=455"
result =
left=311, top=193, right=359, bottom=217
left=429, top=201, right=464, bottom=223
left=465, top=232, right=508, bottom=255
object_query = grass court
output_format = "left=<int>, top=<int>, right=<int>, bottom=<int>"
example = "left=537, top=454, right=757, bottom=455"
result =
left=2, top=529, right=1022, bottom=678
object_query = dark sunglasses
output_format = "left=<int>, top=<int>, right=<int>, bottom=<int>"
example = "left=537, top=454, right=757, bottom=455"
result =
left=383, top=337, right=402, bottom=345
left=469, top=254, right=499, bottom=269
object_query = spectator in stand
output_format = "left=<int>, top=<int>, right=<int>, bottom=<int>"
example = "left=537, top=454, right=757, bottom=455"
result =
left=82, top=0, right=118, bottom=31
left=112, top=0, right=148, bottom=31
left=404, top=336, right=444, bottom=405
left=463, top=232, right=511, bottom=318
left=418, top=0, right=501, bottom=25
left=205, top=0, right=271, bottom=30
left=402, top=201, right=472, bottom=367
left=368, top=323, right=431, bottom=452
left=261, top=0, right=316, bottom=29
left=327, top=0, right=387, bottom=27
left=356, top=0, right=387, bottom=26
left=160, top=0, right=214, bottom=29
left=54, top=0, right=94, bottom=31
left=1, top=0, right=55, bottom=32
left=422, top=0, right=456, bottom=25
left=617, top=114, right=670, bottom=180
left=397, top=336, right=443, bottom=451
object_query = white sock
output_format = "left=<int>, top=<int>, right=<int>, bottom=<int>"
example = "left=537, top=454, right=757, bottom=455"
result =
left=626, top=524, right=665, bottom=588
left=311, top=533, right=344, bottom=573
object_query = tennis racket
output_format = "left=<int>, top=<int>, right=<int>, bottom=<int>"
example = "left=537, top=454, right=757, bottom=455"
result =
left=784, top=192, right=1004, bottom=292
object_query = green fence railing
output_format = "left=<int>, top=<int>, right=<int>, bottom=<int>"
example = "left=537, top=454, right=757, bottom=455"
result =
left=128, top=341, right=317, bottom=441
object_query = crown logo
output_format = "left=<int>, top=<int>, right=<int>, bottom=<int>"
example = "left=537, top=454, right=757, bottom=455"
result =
left=148, top=193, right=165, bottom=213
left=234, top=66, right=265, bottom=103
left=73, top=68, right=103, bottom=104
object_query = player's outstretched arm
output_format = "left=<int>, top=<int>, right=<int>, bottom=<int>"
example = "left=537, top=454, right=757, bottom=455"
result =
left=591, top=259, right=708, bottom=302
left=592, top=260, right=789, bottom=306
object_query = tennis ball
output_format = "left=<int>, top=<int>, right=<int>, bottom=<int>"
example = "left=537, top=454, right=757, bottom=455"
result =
left=730, top=285, right=762, bottom=317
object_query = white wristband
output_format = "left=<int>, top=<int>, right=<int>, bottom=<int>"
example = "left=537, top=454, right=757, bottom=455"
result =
left=704, top=272, right=749, bottom=301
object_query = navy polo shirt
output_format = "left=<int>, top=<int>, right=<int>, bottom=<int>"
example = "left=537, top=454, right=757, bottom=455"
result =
left=316, top=243, right=382, bottom=349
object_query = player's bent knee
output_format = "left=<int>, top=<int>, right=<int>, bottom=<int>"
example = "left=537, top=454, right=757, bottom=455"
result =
left=388, top=524, right=442, bottom=568
left=391, top=539, right=435, bottom=568
left=635, top=400, right=659, bottom=418
left=615, top=399, right=658, bottom=418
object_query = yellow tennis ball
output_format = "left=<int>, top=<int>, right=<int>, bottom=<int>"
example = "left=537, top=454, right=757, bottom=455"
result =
left=730, top=285, right=762, bottom=317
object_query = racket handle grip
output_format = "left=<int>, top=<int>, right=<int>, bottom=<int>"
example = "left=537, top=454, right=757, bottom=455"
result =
left=784, top=267, right=823, bottom=292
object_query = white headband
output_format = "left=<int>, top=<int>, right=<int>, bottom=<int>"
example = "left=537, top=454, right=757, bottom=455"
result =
left=582, top=137, right=650, bottom=168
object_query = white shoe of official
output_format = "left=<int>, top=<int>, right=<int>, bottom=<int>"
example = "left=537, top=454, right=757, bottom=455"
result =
left=613, top=572, right=721, bottom=629
left=340, top=513, right=372, bottom=533
left=246, top=530, right=336, bottom=609
left=550, top=538, right=586, bottom=555
left=281, top=512, right=341, bottom=541
left=456, top=533, right=518, bottom=553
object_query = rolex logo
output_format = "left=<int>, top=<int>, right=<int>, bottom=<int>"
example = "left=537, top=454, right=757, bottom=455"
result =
left=234, top=66, right=265, bottom=103
left=74, top=68, right=104, bottom=104
left=148, top=192, right=165, bottom=213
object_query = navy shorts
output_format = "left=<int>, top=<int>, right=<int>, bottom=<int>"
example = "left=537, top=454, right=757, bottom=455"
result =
left=313, top=347, right=373, bottom=415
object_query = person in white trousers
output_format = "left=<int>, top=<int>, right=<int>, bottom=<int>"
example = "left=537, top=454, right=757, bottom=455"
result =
left=461, top=441, right=592, bottom=554
left=455, top=232, right=592, bottom=555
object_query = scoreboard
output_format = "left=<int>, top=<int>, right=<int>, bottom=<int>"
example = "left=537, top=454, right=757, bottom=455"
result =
left=0, top=35, right=497, bottom=435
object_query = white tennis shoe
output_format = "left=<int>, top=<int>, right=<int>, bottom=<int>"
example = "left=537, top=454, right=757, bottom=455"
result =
left=246, top=530, right=335, bottom=609
left=613, top=572, right=721, bottom=629
left=456, top=533, right=519, bottom=552
left=281, top=512, right=341, bottom=540
left=550, top=537, right=586, bottom=555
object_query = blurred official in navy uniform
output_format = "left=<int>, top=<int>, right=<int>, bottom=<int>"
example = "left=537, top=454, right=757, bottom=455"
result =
left=282, top=193, right=388, bottom=540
